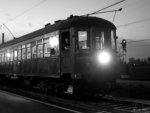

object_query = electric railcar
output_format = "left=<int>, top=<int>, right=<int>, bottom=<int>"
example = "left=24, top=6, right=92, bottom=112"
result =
left=0, top=15, right=119, bottom=95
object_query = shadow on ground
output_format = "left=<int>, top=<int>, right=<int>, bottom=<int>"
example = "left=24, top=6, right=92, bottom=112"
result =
left=111, top=79, right=150, bottom=99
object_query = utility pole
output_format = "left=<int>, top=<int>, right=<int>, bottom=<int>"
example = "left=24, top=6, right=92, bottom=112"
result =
left=2, top=32, right=4, bottom=44
left=1, top=25, right=5, bottom=44
left=3, top=24, right=15, bottom=39
left=0, top=24, right=16, bottom=45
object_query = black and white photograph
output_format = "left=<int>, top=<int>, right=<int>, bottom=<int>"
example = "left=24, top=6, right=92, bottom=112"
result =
left=0, top=0, right=150, bottom=112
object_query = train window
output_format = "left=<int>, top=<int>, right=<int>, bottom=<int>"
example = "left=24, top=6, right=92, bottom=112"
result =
left=5, top=51, right=8, bottom=62
left=1, top=51, right=3, bottom=63
left=78, top=31, right=88, bottom=49
left=0, top=52, right=2, bottom=63
left=49, top=34, right=59, bottom=55
left=111, top=30, right=115, bottom=50
left=4, top=51, right=6, bottom=62
left=1, top=53, right=3, bottom=63
left=95, top=32, right=104, bottom=49
left=14, top=48, right=18, bottom=60
left=0, top=53, right=2, bottom=63
left=0, top=54, right=1, bottom=63
left=22, top=45, right=26, bottom=60
left=37, top=39, right=43, bottom=58
left=1, top=51, right=4, bottom=63
left=4, top=51, right=7, bottom=62
left=6, top=51, right=8, bottom=62
left=10, top=49, right=13, bottom=61
left=6, top=49, right=10, bottom=62
left=18, top=46, right=21, bottom=60
left=31, top=41, right=37, bottom=58
left=0, top=51, right=2, bottom=63
left=3, top=51, right=6, bottom=62
left=26, top=43, right=31, bottom=59
left=0, top=51, right=3, bottom=63
left=0, top=51, right=1, bottom=63
left=61, top=31, right=70, bottom=51
left=2, top=51, right=5, bottom=62
left=0, top=53, right=1, bottom=63
left=44, top=38, right=50, bottom=57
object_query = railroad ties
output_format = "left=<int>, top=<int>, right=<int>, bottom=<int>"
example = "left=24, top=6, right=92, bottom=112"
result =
left=1, top=86, right=150, bottom=113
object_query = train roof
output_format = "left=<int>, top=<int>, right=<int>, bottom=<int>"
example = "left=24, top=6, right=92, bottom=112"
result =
left=0, top=16, right=116, bottom=48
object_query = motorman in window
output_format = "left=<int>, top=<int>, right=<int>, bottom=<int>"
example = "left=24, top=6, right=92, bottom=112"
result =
left=63, top=37, right=70, bottom=50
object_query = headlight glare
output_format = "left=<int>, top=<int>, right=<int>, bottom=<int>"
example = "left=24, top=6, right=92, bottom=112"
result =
left=98, top=51, right=111, bottom=64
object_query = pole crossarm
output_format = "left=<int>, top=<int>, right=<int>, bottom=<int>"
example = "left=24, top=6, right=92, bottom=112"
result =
left=3, top=24, right=16, bottom=39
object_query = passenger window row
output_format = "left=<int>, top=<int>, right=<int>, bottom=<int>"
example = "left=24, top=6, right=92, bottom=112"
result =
left=0, top=31, right=59, bottom=63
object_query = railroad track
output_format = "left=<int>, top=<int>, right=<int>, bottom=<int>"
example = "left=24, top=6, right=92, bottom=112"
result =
left=1, top=86, right=150, bottom=113
left=88, top=96, right=150, bottom=113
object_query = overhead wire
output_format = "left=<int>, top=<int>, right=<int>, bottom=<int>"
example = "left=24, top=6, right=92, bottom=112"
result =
left=4, top=0, right=47, bottom=24
left=114, top=1, right=150, bottom=49
left=3, top=24, right=15, bottom=39
left=127, top=39, right=150, bottom=43
left=0, top=0, right=47, bottom=39
left=119, top=39, right=150, bottom=48
left=129, top=45, right=150, bottom=47
left=82, top=0, right=126, bottom=16
left=117, top=17, right=150, bottom=27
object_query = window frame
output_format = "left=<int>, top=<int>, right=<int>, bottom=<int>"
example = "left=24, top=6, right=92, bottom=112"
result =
left=31, top=41, right=37, bottom=59
left=43, top=37, right=51, bottom=57
left=18, top=46, right=22, bottom=60
left=76, top=28, right=90, bottom=51
left=111, top=29, right=117, bottom=50
left=49, top=31, right=59, bottom=56
left=13, top=47, right=18, bottom=61
left=26, top=43, right=31, bottom=59
left=61, top=30, right=70, bottom=51
left=22, top=44, right=26, bottom=60
left=95, top=31, right=105, bottom=50
left=37, top=39, right=43, bottom=58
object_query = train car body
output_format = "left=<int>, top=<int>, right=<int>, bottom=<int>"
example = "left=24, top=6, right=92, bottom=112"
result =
left=0, top=15, right=119, bottom=95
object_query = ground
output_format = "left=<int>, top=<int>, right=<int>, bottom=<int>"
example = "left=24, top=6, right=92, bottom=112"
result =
left=111, top=79, right=150, bottom=99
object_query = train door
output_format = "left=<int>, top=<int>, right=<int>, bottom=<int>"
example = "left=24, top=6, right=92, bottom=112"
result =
left=60, top=30, right=72, bottom=75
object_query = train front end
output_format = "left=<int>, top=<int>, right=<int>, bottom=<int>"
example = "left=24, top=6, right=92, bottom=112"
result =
left=72, top=17, right=119, bottom=95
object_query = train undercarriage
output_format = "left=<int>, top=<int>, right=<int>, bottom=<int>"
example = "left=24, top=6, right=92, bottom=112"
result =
left=0, top=73, right=116, bottom=97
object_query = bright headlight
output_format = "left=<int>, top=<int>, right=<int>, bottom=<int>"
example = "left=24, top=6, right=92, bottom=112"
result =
left=98, top=51, right=111, bottom=64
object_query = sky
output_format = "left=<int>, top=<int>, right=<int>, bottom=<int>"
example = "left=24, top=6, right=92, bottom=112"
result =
left=0, top=0, right=150, bottom=61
